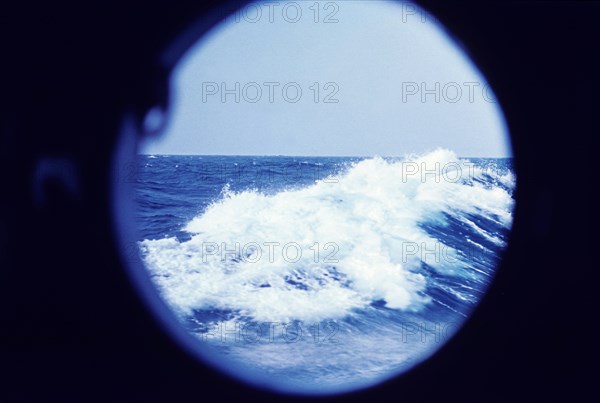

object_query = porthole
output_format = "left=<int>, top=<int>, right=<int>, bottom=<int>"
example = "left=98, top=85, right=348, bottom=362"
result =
left=113, top=0, right=516, bottom=395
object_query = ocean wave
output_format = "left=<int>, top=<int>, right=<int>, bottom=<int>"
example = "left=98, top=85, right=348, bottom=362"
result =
left=139, top=149, right=515, bottom=323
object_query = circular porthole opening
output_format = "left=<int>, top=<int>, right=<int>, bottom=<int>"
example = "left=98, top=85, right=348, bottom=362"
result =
left=113, top=0, right=516, bottom=396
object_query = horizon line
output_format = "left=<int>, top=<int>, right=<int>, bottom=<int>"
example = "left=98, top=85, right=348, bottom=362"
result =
left=137, top=153, right=513, bottom=159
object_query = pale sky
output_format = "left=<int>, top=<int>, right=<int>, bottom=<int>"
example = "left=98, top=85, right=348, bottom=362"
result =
left=141, top=0, right=512, bottom=157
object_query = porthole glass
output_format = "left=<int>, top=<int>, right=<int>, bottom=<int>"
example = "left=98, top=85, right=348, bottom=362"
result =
left=115, top=0, right=516, bottom=395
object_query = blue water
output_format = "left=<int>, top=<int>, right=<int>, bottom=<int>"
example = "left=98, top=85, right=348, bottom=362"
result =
left=134, top=150, right=515, bottom=392
left=135, top=155, right=363, bottom=242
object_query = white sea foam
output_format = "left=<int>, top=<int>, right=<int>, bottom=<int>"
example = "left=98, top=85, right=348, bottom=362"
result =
left=139, top=149, right=515, bottom=323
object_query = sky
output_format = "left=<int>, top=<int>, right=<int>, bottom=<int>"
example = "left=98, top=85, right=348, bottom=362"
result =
left=141, top=0, right=512, bottom=157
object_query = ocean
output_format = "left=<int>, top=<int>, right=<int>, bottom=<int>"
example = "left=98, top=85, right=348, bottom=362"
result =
left=133, top=149, right=515, bottom=392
